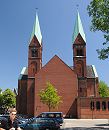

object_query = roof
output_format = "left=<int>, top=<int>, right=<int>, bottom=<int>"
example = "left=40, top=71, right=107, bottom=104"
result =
left=18, top=65, right=98, bottom=80
left=18, top=67, right=28, bottom=80
left=20, top=67, right=28, bottom=75
left=92, top=65, right=98, bottom=78
left=30, top=12, right=42, bottom=45
left=70, top=65, right=98, bottom=78
left=72, top=11, right=86, bottom=43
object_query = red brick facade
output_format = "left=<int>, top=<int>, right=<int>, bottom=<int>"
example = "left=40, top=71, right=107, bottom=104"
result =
left=17, top=33, right=102, bottom=118
left=17, top=14, right=109, bottom=118
left=34, top=55, right=78, bottom=117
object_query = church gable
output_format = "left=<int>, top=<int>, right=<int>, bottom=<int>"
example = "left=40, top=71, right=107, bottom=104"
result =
left=34, top=55, right=78, bottom=116
left=38, top=55, right=76, bottom=76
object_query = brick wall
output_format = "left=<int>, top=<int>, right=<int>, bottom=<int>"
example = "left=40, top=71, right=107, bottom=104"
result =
left=27, top=78, right=35, bottom=117
left=34, top=55, right=78, bottom=118
left=17, top=79, right=27, bottom=114
left=77, top=97, right=109, bottom=119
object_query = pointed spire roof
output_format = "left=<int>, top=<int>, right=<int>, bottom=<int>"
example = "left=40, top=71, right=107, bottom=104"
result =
left=30, top=12, right=42, bottom=45
left=72, top=11, right=86, bottom=43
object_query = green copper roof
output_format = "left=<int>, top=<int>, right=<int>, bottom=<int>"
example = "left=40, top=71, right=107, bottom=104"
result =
left=72, top=11, right=86, bottom=43
left=30, top=13, right=42, bottom=45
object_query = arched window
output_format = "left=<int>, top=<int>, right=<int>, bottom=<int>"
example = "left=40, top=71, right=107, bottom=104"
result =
left=102, top=101, right=106, bottom=111
left=30, top=62, right=37, bottom=75
left=76, top=63, right=83, bottom=77
left=96, top=101, right=100, bottom=110
left=90, top=101, right=94, bottom=110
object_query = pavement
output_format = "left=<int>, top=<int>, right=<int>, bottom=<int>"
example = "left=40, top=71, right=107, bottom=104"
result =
left=61, top=119, right=109, bottom=130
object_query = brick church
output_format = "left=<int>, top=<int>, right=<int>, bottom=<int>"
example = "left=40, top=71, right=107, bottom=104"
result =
left=17, top=12, right=109, bottom=119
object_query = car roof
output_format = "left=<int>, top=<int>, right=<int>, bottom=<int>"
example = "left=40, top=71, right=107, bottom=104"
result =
left=0, top=117, right=7, bottom=121
left=41, top=112, right=62, bottom=114
left=36, top=117, right=55, bottom=119
left=28, top=117, right=56, bottom=122
left=0, top=115, right=9, bottom=118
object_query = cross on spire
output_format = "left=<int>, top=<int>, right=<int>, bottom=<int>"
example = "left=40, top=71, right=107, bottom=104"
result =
left=76, top=4, right=79, bottom=10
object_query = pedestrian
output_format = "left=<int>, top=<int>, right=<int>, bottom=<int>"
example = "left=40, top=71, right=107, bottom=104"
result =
left=0, top=108, right=21, bottom=130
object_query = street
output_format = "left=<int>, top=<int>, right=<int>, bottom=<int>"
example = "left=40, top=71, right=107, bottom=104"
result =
left=60, top=119, right=109, bottom=130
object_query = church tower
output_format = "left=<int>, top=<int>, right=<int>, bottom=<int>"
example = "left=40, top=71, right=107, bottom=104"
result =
left=28, top=13, right=42, bottom=77
left=27, top=13, right=42, bottom=116
left=72, top=12, right=87, bottom=97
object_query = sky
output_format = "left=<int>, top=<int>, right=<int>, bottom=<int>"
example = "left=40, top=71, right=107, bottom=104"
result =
left=0, top=0, right=109, bottom=91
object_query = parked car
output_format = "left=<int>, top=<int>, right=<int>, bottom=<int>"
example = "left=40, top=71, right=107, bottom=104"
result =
left=19, top=117, right=60, bottom=130
left=0, top=114, right=9, bottom=127
left=16, top=115, right=28, bottom=124
left=0, top=114, right=9, bottom=119
left=0, top=114, right=27, bottom=125
left=37, top=112, right=63, bottom=124
left=0, top=116, right=7, bottom=127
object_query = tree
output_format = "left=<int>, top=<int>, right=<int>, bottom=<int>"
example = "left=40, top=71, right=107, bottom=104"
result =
left=0, top=88, right=2, bottom=93
left=39, top=82, right=62, bottom=112
left=0, top=92, right=4, bottom=114
left=0, top=89, right=3, bottom=106
left=87, top=0, right=109, bottom=60
left=2, top=89, right=16, bottom=111
left=98, top=81, right=109, bottom=97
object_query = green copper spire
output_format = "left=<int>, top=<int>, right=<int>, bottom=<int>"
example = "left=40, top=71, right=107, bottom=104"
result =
left=30, top=13, right=42, bottom=45
left=72, top=11, right=86, bottom=43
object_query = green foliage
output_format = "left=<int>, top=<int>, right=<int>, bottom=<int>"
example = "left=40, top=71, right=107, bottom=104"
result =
left=98, top=81, right=109, bottom=97
left=0, top=88, right=16, bottom=113
left=39, top=82, right=62, bottom=112
left=0, top=92, right=3, bottom=106
left=0, top=88, right=2, bottom=93
left=87, top=0, right=109, bottom=60
left=0, top=88, right=3, bottom=106
left=2, top=89, right=16, bottom=108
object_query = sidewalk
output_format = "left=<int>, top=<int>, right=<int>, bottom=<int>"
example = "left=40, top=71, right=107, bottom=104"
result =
left=62, top=119, right=109, bottom=129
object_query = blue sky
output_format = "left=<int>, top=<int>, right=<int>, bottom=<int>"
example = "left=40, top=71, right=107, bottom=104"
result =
left=0, top=0, right=109, bottom=91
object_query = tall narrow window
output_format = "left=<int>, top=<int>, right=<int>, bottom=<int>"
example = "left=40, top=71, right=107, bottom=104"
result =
left=102, top=101, right=106, bottom=111
left=80, top=87, right=82, bottom=92
left=33, top=68, right=35, bottom=73
left=31, top=48, right=38, bottom=57
left=96, top=101, right=100, bottom=110
left=90, top=101, right=94, bottom=110
left=77, top=49, right=83, bottom=56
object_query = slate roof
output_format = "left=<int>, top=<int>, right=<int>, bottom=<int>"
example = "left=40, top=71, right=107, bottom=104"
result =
left=18, top=67, right=28, bottom=80
left=86, top=65, right=98, bottom=78
left=70, top=65, right=98, bottom=78
left=19, top=64, right=98, bottom=80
